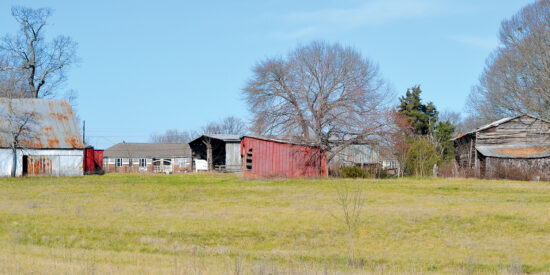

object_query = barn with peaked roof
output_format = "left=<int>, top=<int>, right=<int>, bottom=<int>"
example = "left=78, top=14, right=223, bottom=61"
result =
left=0, top=98, right=84, bottom=177
left=453, top=114, right=550, bottom=180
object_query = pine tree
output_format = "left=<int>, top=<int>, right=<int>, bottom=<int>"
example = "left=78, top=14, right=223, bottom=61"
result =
left=398, top=86, right=438, bottom=136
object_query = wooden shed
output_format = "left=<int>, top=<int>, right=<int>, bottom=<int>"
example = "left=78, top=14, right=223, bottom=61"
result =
left=453, top=114, right=550, bottom=179
left=241, top=135, right=328, bottom=178
left=188, top=134, right=242, bottom=172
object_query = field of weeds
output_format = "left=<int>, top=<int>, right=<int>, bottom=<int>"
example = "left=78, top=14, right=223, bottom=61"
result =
left=0, top=174, right=549, bottom=274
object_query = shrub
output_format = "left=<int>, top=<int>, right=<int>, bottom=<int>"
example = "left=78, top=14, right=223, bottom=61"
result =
left=405, top=138, right=440, bottom=177
left=341, top=166, right=369, bottom=178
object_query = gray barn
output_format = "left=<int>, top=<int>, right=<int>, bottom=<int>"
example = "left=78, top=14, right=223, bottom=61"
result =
left=0, top=98, right=84, bottom=177
left=188, top=134, right=242, bottom=172
left=454, top=114, right=550, bottom=179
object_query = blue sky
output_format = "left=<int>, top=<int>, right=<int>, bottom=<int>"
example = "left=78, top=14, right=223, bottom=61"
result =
left=0, top=0, right=533, bottom=148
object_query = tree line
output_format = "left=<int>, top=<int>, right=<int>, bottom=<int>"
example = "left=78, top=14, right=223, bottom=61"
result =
left=2, top=1, right=550, bottom=177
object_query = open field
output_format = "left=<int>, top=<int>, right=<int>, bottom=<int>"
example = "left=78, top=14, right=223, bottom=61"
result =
left=0, top=174, right=549, bottom=274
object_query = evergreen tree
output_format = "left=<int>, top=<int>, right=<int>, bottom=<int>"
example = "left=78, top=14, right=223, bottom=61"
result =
left=398, top=86, right=438, bottom=136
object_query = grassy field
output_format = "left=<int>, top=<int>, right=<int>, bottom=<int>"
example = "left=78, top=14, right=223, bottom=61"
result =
left=0, top=174, right=549, bottom=274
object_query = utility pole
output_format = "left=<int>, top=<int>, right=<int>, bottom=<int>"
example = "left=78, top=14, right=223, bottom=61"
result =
left=83, top=120, right=86, bottom=145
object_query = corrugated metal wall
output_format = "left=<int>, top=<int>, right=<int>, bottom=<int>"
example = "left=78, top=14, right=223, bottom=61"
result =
left=0, top=149, right=83, bottom=177
left=241, top=137, right=327, bottom=178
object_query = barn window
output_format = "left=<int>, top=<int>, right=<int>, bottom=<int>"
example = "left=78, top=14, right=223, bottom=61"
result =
left=139, top=158, right=147, bottom=167
left=245, top=149, right=253, bottom=170
left=116, top=158, right=122, bottom=167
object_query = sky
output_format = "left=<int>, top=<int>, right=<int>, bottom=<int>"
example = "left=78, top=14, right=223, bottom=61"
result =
left=0, top=0, right=534, bottom=149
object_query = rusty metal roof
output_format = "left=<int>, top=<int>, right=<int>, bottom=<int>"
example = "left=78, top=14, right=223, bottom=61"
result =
left=476, top=144, right=550, bottom=158
left=0, top=98, right=83, bottom=149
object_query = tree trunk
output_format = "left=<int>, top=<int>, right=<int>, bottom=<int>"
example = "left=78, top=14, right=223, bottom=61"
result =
left=206, top=141, right=213, bottom=171
left=11, top=147, right=17, bottom=177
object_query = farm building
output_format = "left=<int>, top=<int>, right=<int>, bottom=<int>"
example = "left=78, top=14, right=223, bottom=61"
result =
left=0, top=98, right=84, bottom=177
left=103, top=143, right=191, bottom=173
left=241, top=135, right=328, bottom=178
left=328, top=141, right=380, bottom=168
left=454, top=114, right=550, bottom=179
left=83, top=146, right=104, bottom=174
left=188, top=134, right=241, bottom=172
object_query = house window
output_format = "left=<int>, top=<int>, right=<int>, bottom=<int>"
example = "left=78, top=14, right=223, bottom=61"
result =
left=245, top=149, right=253, bottom=170
left=116, top=158, right=122, bottom=167
left=129, top=158, right=134, bottom=167
left=139, top=158, right=147, bottom=167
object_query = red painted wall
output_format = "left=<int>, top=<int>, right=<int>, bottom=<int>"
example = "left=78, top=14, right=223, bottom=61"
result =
left=241, top=136, right=328, bottom=178
left=84, top=147, right=104, bottom=174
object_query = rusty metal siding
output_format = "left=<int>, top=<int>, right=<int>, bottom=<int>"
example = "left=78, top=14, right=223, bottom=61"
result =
left=241, top=136, right=327, bottom=178
left=0, top=148, right=83, bottom=177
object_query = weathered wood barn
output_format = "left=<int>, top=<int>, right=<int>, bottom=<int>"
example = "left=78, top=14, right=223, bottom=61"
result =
left=103, top=142, right=191, bottom=173
left=241, top=135, right=328, bottom=178
left=0, top=98, right=84, bottom=177
left=188, top=134, right=242, bottom=172
left=454, top=114, right=550, bottom=179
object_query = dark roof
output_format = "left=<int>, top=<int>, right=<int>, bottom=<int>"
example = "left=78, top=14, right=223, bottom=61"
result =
left=104, top=143, right=191, bottom=158
left=0, top=98, right=83, bottom=149
left=477, top=144, right=550, bottom=158
left=189, top=134, right=241, bottom=144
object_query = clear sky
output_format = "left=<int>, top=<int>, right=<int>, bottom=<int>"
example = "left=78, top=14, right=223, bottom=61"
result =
left=0, top=0, right=533, bottom=148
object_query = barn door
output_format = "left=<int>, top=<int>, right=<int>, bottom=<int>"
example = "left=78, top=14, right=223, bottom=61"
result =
left=27, top=155, right=60, bottom=176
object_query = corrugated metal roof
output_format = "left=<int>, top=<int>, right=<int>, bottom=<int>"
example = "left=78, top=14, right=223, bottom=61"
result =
left=104, top=143, right=191, bottom=158
left=0, top=98, right=83, bottom=149
left=476, top=144, right=550, bottom=158
left=202, top=134, right=241, bottom=142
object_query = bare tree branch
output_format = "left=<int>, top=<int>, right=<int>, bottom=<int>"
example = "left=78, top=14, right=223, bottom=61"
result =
left=0, top=6, right=77, bottom=98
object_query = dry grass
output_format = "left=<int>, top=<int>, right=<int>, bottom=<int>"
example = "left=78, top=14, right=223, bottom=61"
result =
left=0, top=174, right=549, bottom=274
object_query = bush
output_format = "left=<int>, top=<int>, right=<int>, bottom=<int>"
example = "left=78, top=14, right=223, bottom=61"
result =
left=341, top=166, right=369, bottom=178
left=405, top=138, right=440, bottom=177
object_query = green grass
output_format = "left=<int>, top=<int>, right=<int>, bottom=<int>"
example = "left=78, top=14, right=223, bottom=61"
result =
left=0, top=174, right=549, bottom=274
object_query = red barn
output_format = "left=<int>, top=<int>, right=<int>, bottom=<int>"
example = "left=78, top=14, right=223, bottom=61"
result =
left=241, top=135, right=328, bottom=178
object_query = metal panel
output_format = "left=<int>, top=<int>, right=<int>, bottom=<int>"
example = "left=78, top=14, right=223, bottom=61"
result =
left=329, top=144, right=380, bottom=167
left=0, top=148, right=83, bottom=177
left=0, top=98, right=83, bottom=149
left=241, top=136, right=327, bottom=178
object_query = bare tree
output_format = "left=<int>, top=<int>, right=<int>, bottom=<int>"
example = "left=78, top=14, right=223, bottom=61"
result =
left=201, top=116, right=247, bottom=135
left=385, top=109, right=413, bottom=177
left=0, top=56, right=27, bottom=97
left=329, top=180, right=366, bottom=266
left=0, top=99, right=36, bottom=177
left=243, top=41, right=390, bottom=163
left=467, top=0, right=550, bottom=121
left=150, top=129, right=197, bottom=143
left=0, top=6, right=77, bottom=98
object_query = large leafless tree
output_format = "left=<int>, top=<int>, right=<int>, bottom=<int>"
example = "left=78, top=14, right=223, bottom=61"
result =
left=0, top=6, right=77, bottom=98
left=467, top=0, right=550, bottom=122
left=243, top=41, right=390, bottom=162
